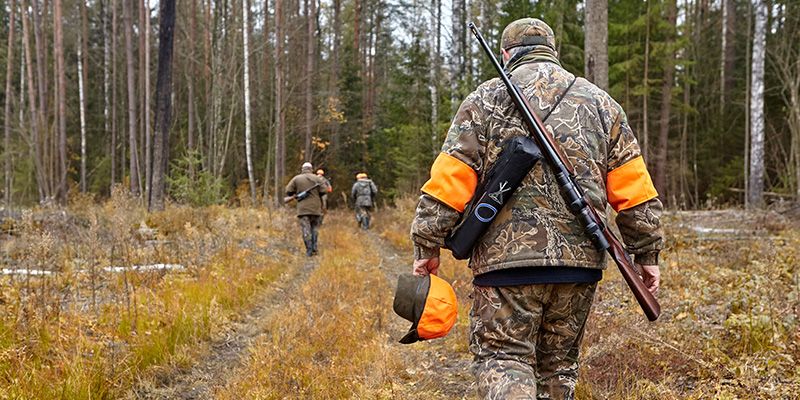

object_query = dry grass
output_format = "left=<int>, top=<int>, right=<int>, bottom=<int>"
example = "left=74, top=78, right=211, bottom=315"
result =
left=578, top=211, right=800, bottom=399
left=2, top=195, right=797, bottom=399
left=0, top=190, right=296, bottom=399
left=380, top=203, right=800, bottom=399
left=217, top=214, right=403, bottom=399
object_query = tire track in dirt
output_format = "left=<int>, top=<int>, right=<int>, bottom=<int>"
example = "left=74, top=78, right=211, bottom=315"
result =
left=364, top=231, right=475, bottom=399
left=130, top=257, right=318, bottom=400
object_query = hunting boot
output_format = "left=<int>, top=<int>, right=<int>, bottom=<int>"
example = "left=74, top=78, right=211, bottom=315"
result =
left=311, top=231, right=319, bottom=255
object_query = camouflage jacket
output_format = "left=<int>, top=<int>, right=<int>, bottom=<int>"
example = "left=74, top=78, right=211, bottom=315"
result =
left=410, top=60, right=664, bottom=275
left=352, top=179, right=378, bottom=207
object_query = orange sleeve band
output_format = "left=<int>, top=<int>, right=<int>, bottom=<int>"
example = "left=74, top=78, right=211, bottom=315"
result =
left=607, top=156, right=659, bottom=212
left=421, top=153, right=478, bottom=213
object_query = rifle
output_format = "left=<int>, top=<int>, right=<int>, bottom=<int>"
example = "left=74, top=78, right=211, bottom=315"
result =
left=469, top=23, right=661, bottom=321
left=284, top=183, right=321, bottom=204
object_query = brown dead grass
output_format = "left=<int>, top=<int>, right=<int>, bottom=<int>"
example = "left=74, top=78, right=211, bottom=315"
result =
left=381, top=203, right=800, bottom=399
left=0, top=190, right=297, bottom=399
left=217, top=214, right=405, bottom=399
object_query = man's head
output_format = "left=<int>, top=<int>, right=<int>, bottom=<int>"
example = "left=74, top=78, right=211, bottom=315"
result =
left=356, top=172, right=368, bottom=180
left=500, top=18, right=557, bottom=62
left=316, top=169, right=325, bottom=176
left=302, top=162, right=313, bottom=173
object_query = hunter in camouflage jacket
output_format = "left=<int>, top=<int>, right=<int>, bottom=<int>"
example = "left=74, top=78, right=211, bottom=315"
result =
left=410, top=32, right=664, bottom=276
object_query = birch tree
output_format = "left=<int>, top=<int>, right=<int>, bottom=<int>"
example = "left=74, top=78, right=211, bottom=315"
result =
left=243, top=0, right=256, bottom=203
left=748, top=0, right=767, bottom=209
left=78, top=0, right=89, bottom=193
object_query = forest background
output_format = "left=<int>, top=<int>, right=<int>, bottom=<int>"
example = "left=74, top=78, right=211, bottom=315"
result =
left=0, top=0, right=799, bottom=210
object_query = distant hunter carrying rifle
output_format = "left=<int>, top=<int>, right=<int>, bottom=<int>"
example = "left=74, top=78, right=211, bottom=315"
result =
left=351, top=173, right=378, bottom=229
left=286, top=162, right=330, bottom=257
left=410, top=18, right=664, bottom=399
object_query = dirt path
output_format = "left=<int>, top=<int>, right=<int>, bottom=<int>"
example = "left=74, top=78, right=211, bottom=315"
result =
left=131, top=223, right=473, bottom=399
left=131, top=257, right=318, bottom=399
left=365, top=230, right=475, bottom=399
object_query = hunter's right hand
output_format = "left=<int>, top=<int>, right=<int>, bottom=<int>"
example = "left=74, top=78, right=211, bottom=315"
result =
left=640, top=264, right=660, bottom=295
left=413, top=257, right=440, bottom=276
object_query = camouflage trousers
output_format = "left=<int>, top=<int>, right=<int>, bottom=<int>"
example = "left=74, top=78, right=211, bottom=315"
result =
left=469, top=282, right=597, bottom=400
left=298, top=215, right=322, bottom=254
left=355, top=206, right=372, bottom=229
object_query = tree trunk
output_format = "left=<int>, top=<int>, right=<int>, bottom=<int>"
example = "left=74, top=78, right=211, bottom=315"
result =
left=653, top=0, right=677, bottom=201
left=79, top=0, right=89, bottom=193
left=641, top=0, right=651, bottom=161
left=78, top=27, right=87, bottom=193
left=124, top=0, right=141, bottom=195
left=148, top=0, right=176, bottom=212
left=3, top=0, right=17, bottom=206
left=243, top=0, right=256, bottom=203
left=584, top=0, right=608, bottom=90
left=104, top=0, right=115, bottom=189
left=274, top=0, right=285, bottom=206
left=54, top=0, right=67, bottom=203
left=429, top=0, right=439, bottom=155
left=720, top=0, right=736, bottom=113
left=303, top=0, right=315, bottom=161
left=21, top=0, right=47, bottom=201
left=744, top=0, right=752, bottom=207
left=187, top=0, right=197, bottom=156
left=354, top=0, right=360, bottom=64
left=143, top=0, right=152, bottom=200
left=748, top=0, right=767, bottom=209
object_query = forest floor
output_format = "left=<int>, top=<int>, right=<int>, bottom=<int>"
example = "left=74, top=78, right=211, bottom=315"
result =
left=0, top=196, right=798, bottom=399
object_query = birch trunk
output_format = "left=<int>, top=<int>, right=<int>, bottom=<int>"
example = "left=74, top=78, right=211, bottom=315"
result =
left=748, top=0, right=767, bottom=209
left=78, top=32, right=87, bottom=193
left=3, top=0, right=16, bottom=206
left=243, top=0, right=256, bottom=203
left=79, top=0, right=89, bottom=193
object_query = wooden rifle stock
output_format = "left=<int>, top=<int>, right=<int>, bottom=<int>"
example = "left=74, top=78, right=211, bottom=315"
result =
left=469, top=22, right=661, bottom=321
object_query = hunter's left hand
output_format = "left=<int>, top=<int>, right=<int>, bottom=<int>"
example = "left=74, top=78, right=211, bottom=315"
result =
left=413, top=257, right=440, bottom=276
left=640, top=264, right=660, bottom=294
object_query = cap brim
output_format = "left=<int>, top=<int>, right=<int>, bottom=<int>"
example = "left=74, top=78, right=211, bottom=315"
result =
left=399, top=328, right=421, bottom=344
